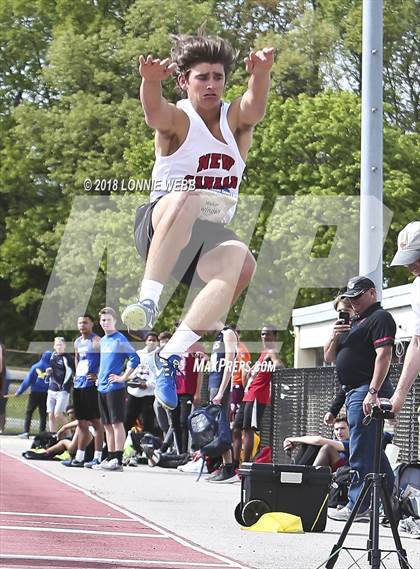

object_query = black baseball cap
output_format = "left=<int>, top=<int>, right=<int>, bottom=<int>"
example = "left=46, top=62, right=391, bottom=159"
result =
left=340, top=276, right=376, bottom=298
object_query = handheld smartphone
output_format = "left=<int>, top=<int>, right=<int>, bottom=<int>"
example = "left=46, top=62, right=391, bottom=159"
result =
left=338, top=310, right=350, bottom=325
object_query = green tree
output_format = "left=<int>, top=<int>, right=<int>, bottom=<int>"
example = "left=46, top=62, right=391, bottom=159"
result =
left=0, top=0, right=418, bottom=360
left=0, top=0, right=216, bottom=346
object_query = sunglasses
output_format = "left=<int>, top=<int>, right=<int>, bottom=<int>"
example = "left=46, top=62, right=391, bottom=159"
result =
left=351, top=289, right=371, bottom=299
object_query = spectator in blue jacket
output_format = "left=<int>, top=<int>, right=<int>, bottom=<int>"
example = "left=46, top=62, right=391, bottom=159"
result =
left=45, top=338, right=74, bottom=433
left=15, top=351, right=52, bottom=438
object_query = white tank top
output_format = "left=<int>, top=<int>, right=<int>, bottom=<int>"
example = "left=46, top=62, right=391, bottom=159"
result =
left=151, top=98, right=245, bottom=224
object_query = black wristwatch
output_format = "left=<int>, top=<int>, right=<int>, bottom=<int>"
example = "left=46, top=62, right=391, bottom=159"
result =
left=368, top=386, right=378, bottom=395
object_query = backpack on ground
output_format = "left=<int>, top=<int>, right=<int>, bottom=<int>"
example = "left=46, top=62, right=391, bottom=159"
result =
left=31, top=431, right=57, bottom=450
left=188, top=403, right=232, bottom=458
left=188, top=404, right=232, bottom=480
left=130, top=431, right=162, bottom=454
left=155, top=452, right=190, bottom=469
left=328, top=465, right=351, bottom=508
left=391, top=462, right=420, bottom=522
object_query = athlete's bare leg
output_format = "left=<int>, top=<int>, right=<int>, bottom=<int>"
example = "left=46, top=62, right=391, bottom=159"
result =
left=113, top=422, right=126, bottom=451
left=124, top=191, right=254, bottom=338
left=77, top=419, right=92, bottom=451
left=48, top=412, right=56, bottom=433
left=146, top=192, right=201, bottom=282
left=313, top=443, right=341, bottom=469
left=91, top=418, right=104, bottom=452
left=104, top=424, right=115, bottom=452
left=243, top=428, right=255, bottom=463
left=183, top=240, right=256, bottom=332
left=232, top=427, right=243, bottom=465
left=127, top=196, right=255, bottom=412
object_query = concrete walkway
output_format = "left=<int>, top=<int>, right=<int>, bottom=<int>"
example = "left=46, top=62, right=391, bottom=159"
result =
left=1, top=436, right=418, bottom=569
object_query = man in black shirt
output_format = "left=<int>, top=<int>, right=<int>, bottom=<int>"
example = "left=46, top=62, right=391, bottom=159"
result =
left=325, top=276, right=396, bottom=521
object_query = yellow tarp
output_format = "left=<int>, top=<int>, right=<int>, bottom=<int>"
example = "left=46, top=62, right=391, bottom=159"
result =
left=243, top=512, right=304, bottom=533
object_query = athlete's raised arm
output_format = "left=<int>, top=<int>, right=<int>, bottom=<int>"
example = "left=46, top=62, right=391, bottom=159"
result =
left=139, top=54, right=180, bottom=134
left=229, top=47, right=274, bottom=129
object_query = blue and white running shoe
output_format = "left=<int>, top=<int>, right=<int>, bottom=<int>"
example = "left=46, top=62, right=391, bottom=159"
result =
left=155, top=354, right=180, bottom=410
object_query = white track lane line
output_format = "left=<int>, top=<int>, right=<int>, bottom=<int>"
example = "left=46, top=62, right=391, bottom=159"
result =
left=0, top=554, right=232, bottom=567
left=1, top=451, right=248, bottom=569
left=1, top=525, right=167, bottom=538
left=0, top=518, right=137, bottom=529
left=0, top=511, right=137, bottom=522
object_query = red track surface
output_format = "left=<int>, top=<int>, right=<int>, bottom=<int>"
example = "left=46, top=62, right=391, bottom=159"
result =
left=0, top=452, right=244, bottom=569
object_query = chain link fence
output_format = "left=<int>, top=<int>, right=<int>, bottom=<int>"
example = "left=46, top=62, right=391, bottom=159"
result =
left=3, top=364, right=419, bottom=464
left=262, top=364, right=419, bottom=464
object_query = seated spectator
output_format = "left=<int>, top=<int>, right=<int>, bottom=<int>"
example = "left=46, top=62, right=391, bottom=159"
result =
left=13, top=351, right=52, bottom=438
left=283, top=417, right=350, bottom=472
left=22, top=408, right=94, bottom=461
left=46, top=337, right=74, bottom=433
left=59, top=405, right=78, bottom=438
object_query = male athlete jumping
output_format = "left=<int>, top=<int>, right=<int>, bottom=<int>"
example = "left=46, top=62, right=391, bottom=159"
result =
left=122, top=35, right=274, bottom=410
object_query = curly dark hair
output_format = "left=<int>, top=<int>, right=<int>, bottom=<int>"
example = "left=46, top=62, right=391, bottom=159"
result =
left=171, top=35, right=237, bottom=80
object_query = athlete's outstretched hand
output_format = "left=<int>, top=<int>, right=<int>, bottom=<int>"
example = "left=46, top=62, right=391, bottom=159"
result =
left=244, top=47, right=275, bottom=76
left=139, top=55, right=177, bottom=81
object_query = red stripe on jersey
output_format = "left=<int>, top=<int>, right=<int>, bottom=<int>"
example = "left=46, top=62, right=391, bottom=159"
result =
left=373, top=336, right=394, bottom=345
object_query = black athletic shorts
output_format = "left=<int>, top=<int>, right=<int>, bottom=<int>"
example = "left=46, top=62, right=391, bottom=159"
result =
left=98, top=389, right=126, bottom=425
left=233, top=400, right=266, bottom=431
left=73, top=386, right=100, bottom=421
left=134, top=199, right=240, bottom=287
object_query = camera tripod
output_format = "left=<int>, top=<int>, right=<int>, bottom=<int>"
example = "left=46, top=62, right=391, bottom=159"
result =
left=324, top=401, right=411, bottom=569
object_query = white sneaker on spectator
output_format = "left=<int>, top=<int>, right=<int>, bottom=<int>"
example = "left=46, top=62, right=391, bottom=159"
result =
left=101, top=458, right=123, bottom=471
left=92, top=459, right=108, bottom=470
left=18, top=432, right=29, bottom=439
left=177, top=458, right=208, bottom=473
left=399, top=516, right=420, bottom=538
left=84, top=458, right=101, bottom=469
left=205, top=467, right=221, bottom=481
left=328, top=505, right=370, bottom=522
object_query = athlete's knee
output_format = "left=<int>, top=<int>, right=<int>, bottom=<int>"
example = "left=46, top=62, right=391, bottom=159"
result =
left=238, top=252, right=256, bottom=287
left=78, top=419, right=89, bottom=430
